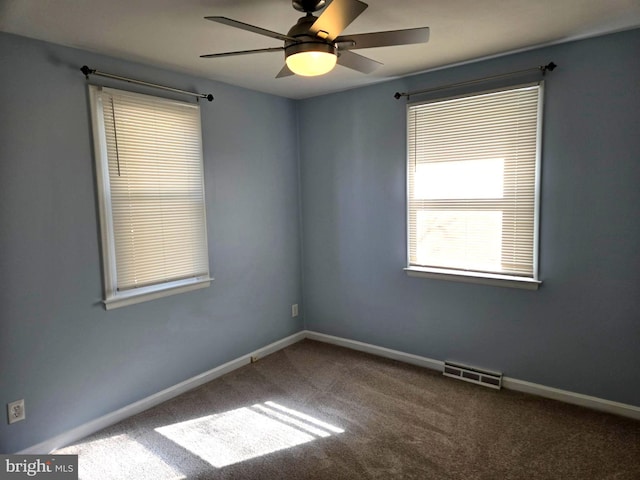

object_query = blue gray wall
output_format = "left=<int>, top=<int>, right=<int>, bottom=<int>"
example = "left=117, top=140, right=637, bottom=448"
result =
left=2, top=27, right=639, bottom=454
left=299, top=29, right=640, bottom=406
left=0, top=32, right=303, bottom=453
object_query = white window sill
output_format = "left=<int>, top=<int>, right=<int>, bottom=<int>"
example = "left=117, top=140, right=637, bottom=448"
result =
left=103, top=277, right=213, bottom=310
left=404, top=267, right=541, bottom=290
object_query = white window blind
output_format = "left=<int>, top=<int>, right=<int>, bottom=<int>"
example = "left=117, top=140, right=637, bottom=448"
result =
left=90, top=86, right=210, bottom=308
left=407, top=84, right=542, bottom=280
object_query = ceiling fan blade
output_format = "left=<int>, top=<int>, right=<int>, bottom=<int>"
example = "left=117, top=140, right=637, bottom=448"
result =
left=200, top=47, right=283, bottom=58
left=337, top=50, right=382, bottom=74
left=205, top=16, right=296, bottom=42
left=276, top=65, right=295, bottom=78
left=309, top=0, right=368, bottom=41
left=336, top=27, right=430, bottom=50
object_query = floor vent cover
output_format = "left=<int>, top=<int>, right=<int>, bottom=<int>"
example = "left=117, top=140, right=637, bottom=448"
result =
left=443, top=361, right=502, bottom=390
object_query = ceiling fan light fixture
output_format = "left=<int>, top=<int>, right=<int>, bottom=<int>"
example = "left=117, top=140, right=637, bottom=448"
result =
left=285, top=43, right=337, bottom=76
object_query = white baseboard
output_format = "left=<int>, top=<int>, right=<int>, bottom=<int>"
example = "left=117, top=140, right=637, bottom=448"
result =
left=502, top=377, right=640, bottom=420
left=304, top=331, right=444, bottom=372
left=305, top=330, right=640, bottom=421
left=21, top=331, right=306, bottom=454
left=22, top=328, right=639, bottom=453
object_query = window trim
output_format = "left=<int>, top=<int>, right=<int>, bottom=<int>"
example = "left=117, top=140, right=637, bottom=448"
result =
left=89, top=85, right=212, bottom=309
left=404, top=266, right=541, bottom=290
left=405, top=82, right=544, bottom=289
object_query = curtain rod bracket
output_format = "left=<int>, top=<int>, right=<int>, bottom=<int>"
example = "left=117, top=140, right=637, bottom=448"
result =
left=81, top=65, right=95, bottom=79
left=540, top=61, right=557, bottom=75
left=394, top=61, right=557, bottom=100
left=80, top=65, right=214, bottom=102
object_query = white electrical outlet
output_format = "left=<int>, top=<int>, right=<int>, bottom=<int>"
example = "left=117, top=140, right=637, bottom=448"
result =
left=292, top=304, right=299, bottom=317
left=8, top=399, right=25, bottom=424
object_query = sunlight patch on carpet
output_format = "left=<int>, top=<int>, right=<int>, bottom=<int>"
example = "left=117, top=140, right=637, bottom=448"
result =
left=155, top=402, right=344, bottom=468
left=263, top=401, right=344, bottom=434
left=70, top=433, right=185, bottom=480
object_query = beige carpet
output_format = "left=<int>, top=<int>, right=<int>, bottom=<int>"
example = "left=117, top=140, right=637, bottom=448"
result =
left=55, top=339, right=640, bottom=479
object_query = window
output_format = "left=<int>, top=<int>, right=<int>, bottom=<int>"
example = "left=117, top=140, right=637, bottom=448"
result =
left=406, top=83, right=543, bottom=289
left=89, top=86, right=211, bottom=309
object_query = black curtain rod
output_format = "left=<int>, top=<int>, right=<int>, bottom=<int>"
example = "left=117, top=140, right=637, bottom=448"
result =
left=394, top=62, right=556, bottom=100
left=80, top=66, right=214, bottom=102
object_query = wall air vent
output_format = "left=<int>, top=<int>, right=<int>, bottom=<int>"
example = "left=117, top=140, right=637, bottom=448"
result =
left=443, top=361, right=502, bottom=390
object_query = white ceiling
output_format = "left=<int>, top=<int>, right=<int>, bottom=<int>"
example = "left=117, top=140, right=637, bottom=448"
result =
left=2, top=0, right=639, bottom=99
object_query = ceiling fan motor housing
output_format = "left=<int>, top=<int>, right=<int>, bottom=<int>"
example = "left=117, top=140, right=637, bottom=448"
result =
left=285, top=15, right=337, bottom=59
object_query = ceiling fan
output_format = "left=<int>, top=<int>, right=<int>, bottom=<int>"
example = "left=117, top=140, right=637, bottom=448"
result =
left=201, top=0, right=430, bottom=78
